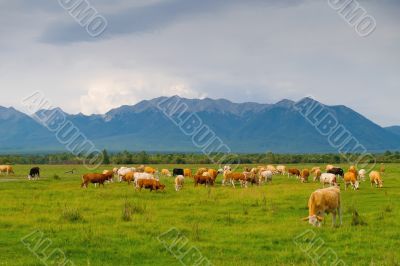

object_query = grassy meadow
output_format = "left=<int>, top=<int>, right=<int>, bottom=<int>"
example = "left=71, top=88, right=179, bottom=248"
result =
left=0, top=164, right=399, bottom=266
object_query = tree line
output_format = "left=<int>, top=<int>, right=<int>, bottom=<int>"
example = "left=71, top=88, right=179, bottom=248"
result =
left=0, top=150, right=399, bottom=165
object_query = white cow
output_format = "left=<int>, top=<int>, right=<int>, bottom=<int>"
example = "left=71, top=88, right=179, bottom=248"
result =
left=117, top=167, right=136, bottom=182
left=320, top=173, right=337, bottom=187
left=175, top=175, right=185, bottom=191
left=358, top=169, right=366, bottom=181
left=134, top=172, right=156, bottom=188
left=259, top=170, right=273, bottom=184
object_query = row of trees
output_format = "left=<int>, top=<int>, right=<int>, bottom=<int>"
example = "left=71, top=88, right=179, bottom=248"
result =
left=0, top=150, right=400, bottom=165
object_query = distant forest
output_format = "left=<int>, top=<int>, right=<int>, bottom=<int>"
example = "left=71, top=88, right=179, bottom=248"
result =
left=0, top=150, right=399, bottom=165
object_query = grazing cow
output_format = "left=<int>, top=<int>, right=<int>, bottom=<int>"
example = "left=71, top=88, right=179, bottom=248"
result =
left=288, top=168, right=300, bottom=178
left=175, top=175, right=185, bottom=191
left=276, top=165, right=286, bottom=175
left=303, top=186, right=342, bottom=227
left=312, top=168, right=322, bottom=182
left=134, top=172, right=157, bottom=187
left=161, top=169, right=172, bottom=177
left=320, top=173, right=337, bottom=187
left=173, top=168, right=184, bottom=176
left=369, top=171, right=383, bottom=188
left=300, top=169, right=310, bottom=183
left=144, top=166, right=157, bottom=174
left=358, top=169, right=367, bottom=181
left=0, top=165, right=14, bottom=175
left=344, top=171, right=359, bottom=190
left=184, top=168, right=192, bottom=178
left=259, top=170, right=273, bottom=184
left=81, top=172, right=113, bottom=188
left=349, top=165, right=357, bottom=172
left=327, top=168, right=344, bottom=178
left=121, top=172, right=135, bottom=185
left=194, top=173, right=214, bottom=187
left=28, top=167, right=40, bottom=180
left=243, top=171, right=259, bottom=186
left=223, top=170, right=247, bottom=188
left=326, top=165, right=335, bottom=171
left=117, top=167, right=135, bottom=182
left=136, top=179, right=165, bottom=191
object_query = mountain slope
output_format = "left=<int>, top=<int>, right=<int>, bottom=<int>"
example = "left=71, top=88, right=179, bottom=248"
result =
left=0, top=97, right=399, bottom=153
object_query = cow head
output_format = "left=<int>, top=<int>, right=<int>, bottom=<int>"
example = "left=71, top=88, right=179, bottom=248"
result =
left=353, top=181, right=360, bottom=190
left=303, top=215, right=323, bottom=227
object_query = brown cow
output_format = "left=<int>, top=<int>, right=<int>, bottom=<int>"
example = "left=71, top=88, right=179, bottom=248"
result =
left=81, top=172, right=113, bottom=188
left=288, top=168, right=300, bottom=178
left=301, top=169, right=310, bottom=183
left=194, top=174, right=214, bottom=187
left=184, top=168, right=192, bottom=178
left=0, top=165, right=14, bottom=175
left=223, top=170, right=247, bottom=188
left=144, top=166, right=157, bottom=174
left=136, top=179, right=165, bottom=191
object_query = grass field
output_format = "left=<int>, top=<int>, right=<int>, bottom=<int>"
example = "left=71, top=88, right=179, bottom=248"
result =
left=0, top=164, right=399, bottom=266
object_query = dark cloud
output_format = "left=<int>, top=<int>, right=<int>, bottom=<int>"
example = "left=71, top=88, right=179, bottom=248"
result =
left=39, top=0, right=304, bottom=44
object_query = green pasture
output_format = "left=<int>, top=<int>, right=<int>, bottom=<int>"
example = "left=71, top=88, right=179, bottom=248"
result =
left=0, top=164, right=399, bottom=266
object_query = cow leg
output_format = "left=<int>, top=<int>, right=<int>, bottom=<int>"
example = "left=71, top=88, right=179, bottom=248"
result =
left=332, top=212, right=337, bottom=227
left=231, top=180, right=235, bottom=188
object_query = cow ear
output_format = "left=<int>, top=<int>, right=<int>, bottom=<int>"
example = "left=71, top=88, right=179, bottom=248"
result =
left=302, top=217, right=309, bottom=221
left=317, top=216, right=324, bottom=221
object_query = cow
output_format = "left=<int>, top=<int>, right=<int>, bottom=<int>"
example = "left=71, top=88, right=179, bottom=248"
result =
left=184, top=168, right=192, bottom=178
left=121, top=172, right=135, bottom=185
left=223, top=170, right=247, bottom=188
left=161, top=169, right=172, bottom=177
left=259, top=170, right=273, bottom=184
left=117, top=167, right=135, bottom=182
left=196, top=168, right=209, bottom=176
left=136, top=179, right=165, bottom=192
left=134, top=172, right=157, bottom=187
left=175, top=175, right=185, bottom=191
left=312, top=168, right=322, bottom=182
left=267, top=165, right=277, bottom=174
left=194, top=173, right=214, bottom=187
left=327, top=167, right=344, bottom=178
left=288, top=168, right=300, bottom=178
left=144, top=166, right=157, bottom=174
left=300, top=169, right=310, bottom=183
left=28, top=167, right=40, bottom=180
left=344, top=171, right=359, bottom=190
left=0, top=165, right=14, bottom=175
left=326, top=165, right=335, bottom=171
left=358, top=169, right=367, bottom=181
left=136, top=165, right=145, bottom=173
left=370, top=171, right=383, bottom=188
left=276, top=165, right=287, bottom=175
left=173, top=168, right=184, bottom=176
left=303, top=186, right=342, bottom=227
left=102, top=170, right=114, bottom=183
left=320, top=173, right=337, bottom=187
left=243, top=171, right=259, bottom=186
left=380, top=163, right=385, bottom=175
left=81, top=172, right=113, bottom=188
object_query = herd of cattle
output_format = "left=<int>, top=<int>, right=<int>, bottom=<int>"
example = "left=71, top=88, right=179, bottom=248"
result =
left=0, top=163, right=386, bottom=227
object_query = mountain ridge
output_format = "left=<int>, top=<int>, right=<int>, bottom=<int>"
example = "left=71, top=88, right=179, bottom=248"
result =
left=1, top=96, right=399, bottom=153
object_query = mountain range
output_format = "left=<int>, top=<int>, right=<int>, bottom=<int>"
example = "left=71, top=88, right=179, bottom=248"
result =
left=0, top=96, right=399, bottom=154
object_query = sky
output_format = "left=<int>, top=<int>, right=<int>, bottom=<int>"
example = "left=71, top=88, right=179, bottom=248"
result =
left=0, top=0, right=399, bottom=126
